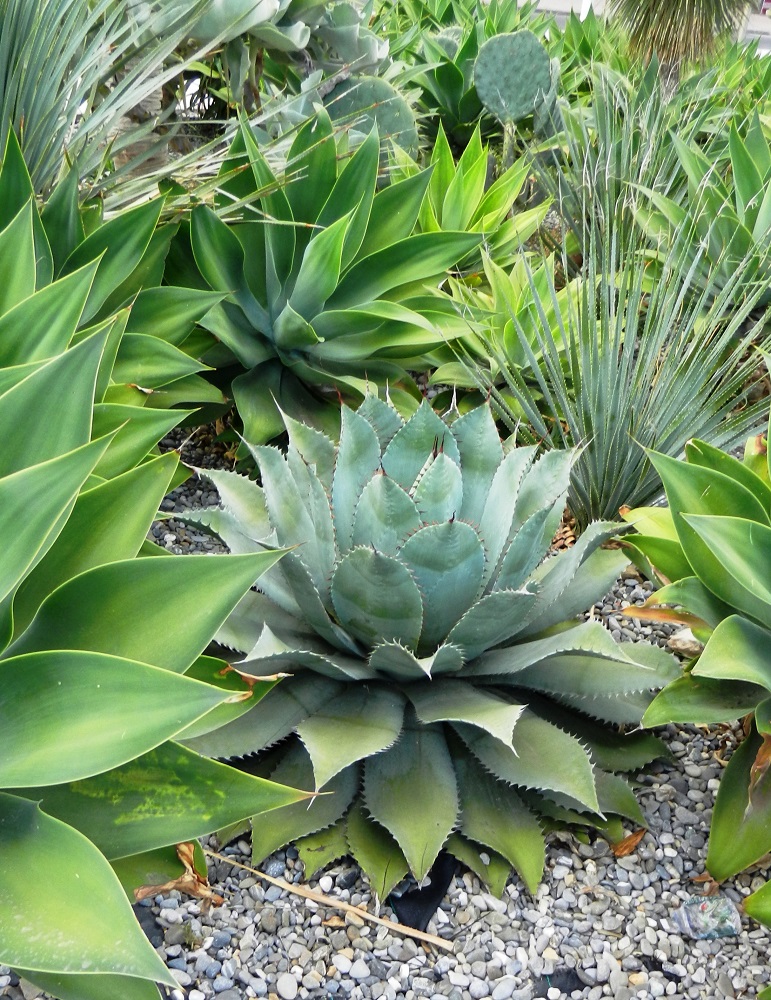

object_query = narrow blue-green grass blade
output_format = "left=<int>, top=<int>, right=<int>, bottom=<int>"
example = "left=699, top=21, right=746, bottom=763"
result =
left=364, top=721, right=459, bottom=881
left=345, top=803, right=409, bottom=901
left=455, top=751, right=545, bottom=894
left=398, top=522, right=485, bottom=651
left=298, top=686, right=405, bottom=789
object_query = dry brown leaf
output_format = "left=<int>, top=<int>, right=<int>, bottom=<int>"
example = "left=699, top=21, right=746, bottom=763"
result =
left=134, top=842, right=224, bottom=906
left=748, top=734, right=771, bottom=810
left=322, top=916, right=346, bottom=928
left=623, top=604, right=707, bottom=629
left=692, top=872, right=721, bottom=896
left=611, top=828, right=646, bottom=857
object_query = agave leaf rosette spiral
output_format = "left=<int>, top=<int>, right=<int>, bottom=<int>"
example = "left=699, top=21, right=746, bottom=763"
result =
left=183, top=397, right=677, bottom=896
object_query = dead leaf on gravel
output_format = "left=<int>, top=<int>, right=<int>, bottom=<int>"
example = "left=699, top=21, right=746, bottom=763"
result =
left=692, top=872, right=721, bottom=896
left=611, top=828, right=646, bottom=857
left=322, top=916, right=346, bottom=928
left=134, top=842, right=224, bottom=907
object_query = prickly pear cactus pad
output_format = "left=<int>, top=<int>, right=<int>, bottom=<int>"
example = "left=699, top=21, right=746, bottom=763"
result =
left=474, top=30, right=552, bottom=124
left=182, top=398, right=677, bottom=899
left=324, top=76, right=419, bottom=158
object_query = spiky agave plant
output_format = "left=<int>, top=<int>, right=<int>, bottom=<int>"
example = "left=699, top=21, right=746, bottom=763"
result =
left=182, top=398, right=677, bottom=897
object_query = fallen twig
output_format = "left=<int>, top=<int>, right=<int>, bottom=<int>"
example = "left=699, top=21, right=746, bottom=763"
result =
left=204, top=848, right=454, bottom=952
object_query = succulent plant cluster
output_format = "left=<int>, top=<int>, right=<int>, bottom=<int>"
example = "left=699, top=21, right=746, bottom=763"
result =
left=183, top=397, right=677, bottom=897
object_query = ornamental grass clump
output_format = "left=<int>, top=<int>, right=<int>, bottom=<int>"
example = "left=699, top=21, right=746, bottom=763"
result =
left=183, top=397, right=678, bottom=897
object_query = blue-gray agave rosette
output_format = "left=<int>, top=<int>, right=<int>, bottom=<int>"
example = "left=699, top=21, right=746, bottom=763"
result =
left=183, top=397, right=677, bottom=897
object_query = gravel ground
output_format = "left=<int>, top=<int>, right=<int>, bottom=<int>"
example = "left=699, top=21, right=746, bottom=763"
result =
left=4, top=428, right=770, bottom=1000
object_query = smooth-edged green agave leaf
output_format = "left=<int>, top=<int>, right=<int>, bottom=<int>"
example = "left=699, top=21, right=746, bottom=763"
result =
left=456, top=714, right=599, bottom=813
left=454, top=751, right=545, bottom=894
left=331, top=547, right=423, bottom=650
left=111, top=333, right=209, bottom=389
left=407, top=679, right=524, bottom=751
left=643, top=673, right=766, bottom=727
left=0, top=200, right=36, bottom=315
left=685, top=438, right=771, bottom=511
left=682, top=516, right=771, bottom=629
left=0, top=650, right=234, bottom=787
left=13, top=968, right=163, bottom=1000
left=297, top=686, right=406, bottom=789
left=381, top=401, right=461, bottom=492
left=125, top=286, right=225, bottom=344
left=647, top=576, right=734, bottom=630
left=251, top=741, right=358, bottom=865
left=332, top=405, right=382, bottom=551
left=446, top=832, right=512, bottom=898
left=351, top=473, right=422, bottom=556
left=89, top=403, right=187, bottom=480
left=364, top=720, right=459, bottom=881
left=446, top=589, right=537, bottom=661
left=6, top=552, right=286, bottom=672
left=0, top=792, right=175, bottom=984
left=20, top=742, right=310, bottom=861
left=707, top=725, right=771, bottom=882
left=182, top=673, right=345, bottom=759
left=345, top=803, right=409, bottom=901
left=175, top=656, right=281, bottom=742
left=0, top=436, right=110, bottom=607
left=62, top=198, right=165, bottom=323
left=288, top=212, right=351, bottom=321
left=0, top=260, right=97, bottom=367
left=450, top=403, right=505, bottom=525
left=295, top=818, right=350, bottom=879
left=10, top=451, right=178, bottom=637
left=690, top=615, right=771, bottom=690
left=398, top=521, right=485, bottom=652
left=0, top=328, right=107, bottom=477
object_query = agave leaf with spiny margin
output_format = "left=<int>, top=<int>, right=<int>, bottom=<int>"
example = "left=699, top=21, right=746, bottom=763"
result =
left=182, top=396, right=677, bottom=894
